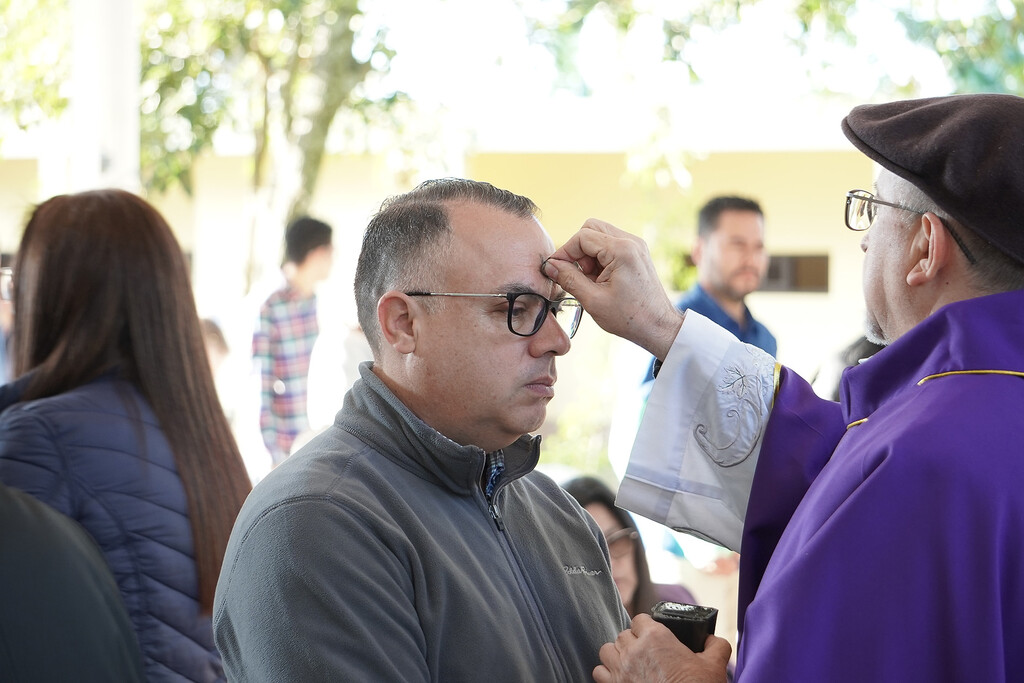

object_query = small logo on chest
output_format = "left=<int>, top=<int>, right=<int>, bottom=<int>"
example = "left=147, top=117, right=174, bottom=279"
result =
left=563, top=565, right=603, bottom=577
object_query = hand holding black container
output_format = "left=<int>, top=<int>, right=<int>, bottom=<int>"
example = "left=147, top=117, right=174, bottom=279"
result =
left=650, top=601, right=719, bottom=653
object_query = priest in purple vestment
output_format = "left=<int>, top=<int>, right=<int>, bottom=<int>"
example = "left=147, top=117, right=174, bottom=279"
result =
left=542, top=92, right=1024, bottom=682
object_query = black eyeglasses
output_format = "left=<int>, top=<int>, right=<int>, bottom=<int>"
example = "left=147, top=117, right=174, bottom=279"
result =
left=604, top=528, right=639, bottom=559
left=845, top=189, right=977, bottom=265
left=404, top=291, right=583, bottom=339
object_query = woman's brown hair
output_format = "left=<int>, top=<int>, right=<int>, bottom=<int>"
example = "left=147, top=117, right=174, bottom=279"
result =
left=562, top=475, right=660, bottom=617
left=11, top=189, right=251, bottom=612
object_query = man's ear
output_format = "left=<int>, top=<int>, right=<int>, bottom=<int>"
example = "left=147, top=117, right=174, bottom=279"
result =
left=377, top=291, right=417, bottom=354
left=691, top=237, right=705, bottom=267
left=906, top=212, right=953, bottom=287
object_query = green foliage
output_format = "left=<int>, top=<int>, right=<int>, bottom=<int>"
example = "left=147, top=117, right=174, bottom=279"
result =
left=899, top=2, right=1024, bottom=95
left=3, top=0, right=1022, bottom=214
left=789, top=0, right=1024, bottom=96
left=0, top=0, right=71, bottom=130
left=520, top=0, right=598, bottom=94
left=524, top=0, right=752, bottom=89
left=140, top=0, right=233, bottom=193
left=791, top=0, right=856, bottom=39
left=529, top=0, right=1024, bottom=102
left=0, top=0, right=402, bottom=205
left=139, top=0, right=399, bottom=198
left=526, top=0, right=1024, bottom=291
left=660, top=0, right=748, bottom=67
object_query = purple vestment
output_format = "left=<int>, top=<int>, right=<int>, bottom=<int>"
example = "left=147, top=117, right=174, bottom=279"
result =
left=737, top=290, right=1024, bottom=681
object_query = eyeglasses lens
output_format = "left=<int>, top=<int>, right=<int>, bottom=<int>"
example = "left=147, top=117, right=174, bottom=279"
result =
left=848, top=193, right=875, bottom=231
left=607, top=532, right=635, bottom=559
left=552, top=299, right=583, bottom=338
left=510, top=293, right=582, bottom=338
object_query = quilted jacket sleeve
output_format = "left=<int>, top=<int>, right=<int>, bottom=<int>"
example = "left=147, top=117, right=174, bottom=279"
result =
left=0, top=409, right=75, bottom=518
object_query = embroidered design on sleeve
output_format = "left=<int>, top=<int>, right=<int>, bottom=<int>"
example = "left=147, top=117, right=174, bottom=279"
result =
left=694, top=345, right=775, bottom=468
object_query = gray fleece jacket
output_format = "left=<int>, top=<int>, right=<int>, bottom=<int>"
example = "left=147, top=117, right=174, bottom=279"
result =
left=214, top=363, right=629, bottom=682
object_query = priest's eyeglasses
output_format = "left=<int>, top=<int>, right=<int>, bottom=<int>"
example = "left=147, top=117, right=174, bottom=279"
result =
left=405, top=291, right=583, bottom=339
left=845, top=189, right=977, bottom=264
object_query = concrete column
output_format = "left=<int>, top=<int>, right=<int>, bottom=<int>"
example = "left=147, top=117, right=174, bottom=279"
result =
left=68, top=0, right=140, bottom=192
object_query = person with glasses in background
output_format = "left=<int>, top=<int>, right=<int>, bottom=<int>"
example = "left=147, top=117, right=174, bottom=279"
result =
left=214, top=178, right=629, bottom=681
left=562, top=477, right=736, bottom=682
left=542, top=93, right=1024, bottom=682
left=563, top=475, right=697, bottom=617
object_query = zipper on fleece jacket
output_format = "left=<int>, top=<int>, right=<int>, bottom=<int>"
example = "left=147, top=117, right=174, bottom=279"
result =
left=483, top=449, right=506, bottom=531
left=488, top=501, right=506, bottom=531
left=479, top=476, right=573, bottom=682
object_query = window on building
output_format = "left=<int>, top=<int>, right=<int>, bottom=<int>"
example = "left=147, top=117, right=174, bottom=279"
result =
left=672, top=253, right=830, bottom=293
left=760, top=255, right=829, bottom=292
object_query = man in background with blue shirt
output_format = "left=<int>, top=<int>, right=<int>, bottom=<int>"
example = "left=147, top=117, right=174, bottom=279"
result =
left=633, top=196, right=774, bottom=589
left=643, top=196, right=776, bottom=384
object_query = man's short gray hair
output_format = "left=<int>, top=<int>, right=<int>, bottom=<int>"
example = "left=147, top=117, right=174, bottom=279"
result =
left=353, top=178, right=539, bottom=356
left=892, top=176, right=1024, bottom=294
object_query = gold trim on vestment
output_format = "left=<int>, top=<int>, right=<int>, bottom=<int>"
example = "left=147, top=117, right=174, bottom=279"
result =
left=917, top=369, right=1024, bottom=385
left=772, top=362, right=782, bottom=407
left=847, top=369, right=1024, bottom=430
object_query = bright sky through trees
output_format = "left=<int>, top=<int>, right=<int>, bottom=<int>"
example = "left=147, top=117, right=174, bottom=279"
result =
left=362, top=0, right=954, bottom=152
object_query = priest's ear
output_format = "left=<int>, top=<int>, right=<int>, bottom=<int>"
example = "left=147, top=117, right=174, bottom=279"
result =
left=906, top=212, right=955, bottom=287
left=377, top=291, right=417, bottom=354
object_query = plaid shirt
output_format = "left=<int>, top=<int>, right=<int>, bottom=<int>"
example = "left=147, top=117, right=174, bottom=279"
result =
left=484, top=450, right=505, bottom=500
left=253, top=285, right=319, bottom=464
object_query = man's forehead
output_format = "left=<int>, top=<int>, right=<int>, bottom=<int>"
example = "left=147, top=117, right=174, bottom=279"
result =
left=458, top=250, right=565, bottom=298
left=715, top=210, right=764, bottom=231
left=450, top=207, right=550, bottom=244
left=446, top=202, right=558, bottom=292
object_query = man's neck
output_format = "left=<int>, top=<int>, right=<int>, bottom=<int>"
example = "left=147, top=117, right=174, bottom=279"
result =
left=700, top=284, right=747, bottom=328
left=287, top=267, right=318, bottom=297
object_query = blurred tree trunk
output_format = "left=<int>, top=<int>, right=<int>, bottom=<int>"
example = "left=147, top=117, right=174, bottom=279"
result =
left=287, top=6, right=370, bottom=223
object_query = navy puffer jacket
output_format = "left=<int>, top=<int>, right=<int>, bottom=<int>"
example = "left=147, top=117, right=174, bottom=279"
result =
left=0, top=373, right=224, bottom=682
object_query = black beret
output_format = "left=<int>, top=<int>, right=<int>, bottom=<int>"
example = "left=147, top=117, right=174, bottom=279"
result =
left=841, top=93, right=1024, bottom=264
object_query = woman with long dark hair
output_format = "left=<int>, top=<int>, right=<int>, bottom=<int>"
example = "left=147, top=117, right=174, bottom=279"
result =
left=563, top=475, right=696, bottom=617
left=0, top=189, right=252, bottom=681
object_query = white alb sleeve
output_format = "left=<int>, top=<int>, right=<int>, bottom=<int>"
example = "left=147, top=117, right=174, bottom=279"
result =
left=616, top=312, right=777, bottom=552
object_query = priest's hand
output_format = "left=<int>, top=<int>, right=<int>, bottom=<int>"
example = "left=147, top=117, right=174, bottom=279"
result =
left=543, top=219, right=683, bottom=361
left=592, top=614, right=731, bottom=683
